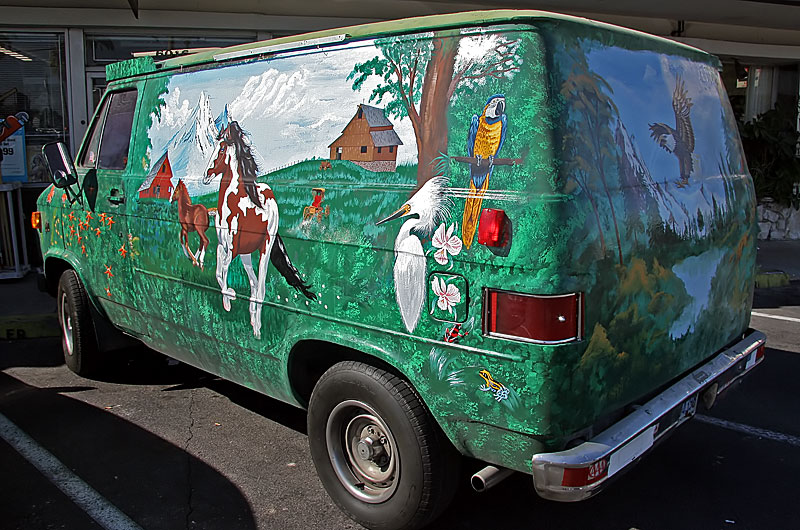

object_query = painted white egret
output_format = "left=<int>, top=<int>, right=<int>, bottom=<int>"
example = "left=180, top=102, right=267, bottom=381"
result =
left=377, top=176, right=451, bottom=333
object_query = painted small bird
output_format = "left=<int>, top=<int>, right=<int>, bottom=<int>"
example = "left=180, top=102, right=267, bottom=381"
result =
left=377, top=177, right=450, bottom=333
left=462, top=95, right=507, bottom=249
left=649, top=76, right=695, bottom=188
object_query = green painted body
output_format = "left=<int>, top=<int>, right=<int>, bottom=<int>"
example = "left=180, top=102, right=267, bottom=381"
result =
left=38, top=11, right=757, bottom=474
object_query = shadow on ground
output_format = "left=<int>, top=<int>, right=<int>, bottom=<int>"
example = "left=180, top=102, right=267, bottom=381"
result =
left=0, top=370, right=257, bottom=530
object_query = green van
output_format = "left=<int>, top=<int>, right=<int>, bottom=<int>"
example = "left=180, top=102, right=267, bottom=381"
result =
left=36, top=9, right=766, bottom=530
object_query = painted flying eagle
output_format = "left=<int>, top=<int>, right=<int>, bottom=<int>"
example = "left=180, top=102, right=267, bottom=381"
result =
left=649, top=76, right=695, bottom=188
left=462, top=94, right=507, bottom=249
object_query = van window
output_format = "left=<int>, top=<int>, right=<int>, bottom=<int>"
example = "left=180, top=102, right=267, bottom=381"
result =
left=79, top=96, right=110, bottom=168
left=97, top=90, right=138, bottom=170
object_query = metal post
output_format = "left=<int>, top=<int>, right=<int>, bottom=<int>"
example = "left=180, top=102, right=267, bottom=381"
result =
left=15, top=186, right=28, bottom=270
left=5, top=186, right=20, bottom=276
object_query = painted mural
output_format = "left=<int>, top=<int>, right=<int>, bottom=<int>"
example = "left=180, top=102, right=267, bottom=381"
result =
left=39, top=19, right=758, bottom=474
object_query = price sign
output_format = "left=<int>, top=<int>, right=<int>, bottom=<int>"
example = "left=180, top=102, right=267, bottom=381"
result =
left=0, top=127, right=27, bottom=181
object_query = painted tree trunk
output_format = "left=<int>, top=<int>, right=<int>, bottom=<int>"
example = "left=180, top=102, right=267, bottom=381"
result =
left=416, top=34, right=459, bottom=186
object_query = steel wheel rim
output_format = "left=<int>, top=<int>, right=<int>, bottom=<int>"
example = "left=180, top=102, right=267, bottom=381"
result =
left=326, top=399, right=399, bottom=503
left=60, top=292, right=74, bottom=356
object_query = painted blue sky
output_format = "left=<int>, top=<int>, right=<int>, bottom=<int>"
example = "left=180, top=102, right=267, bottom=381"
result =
left=586, top=46, right=730, bottom=184
left=584, top=45, right=743, bottom=229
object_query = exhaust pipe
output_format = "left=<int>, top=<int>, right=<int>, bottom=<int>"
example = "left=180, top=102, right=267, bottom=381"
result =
left=471, top=465, right=514, bottom=492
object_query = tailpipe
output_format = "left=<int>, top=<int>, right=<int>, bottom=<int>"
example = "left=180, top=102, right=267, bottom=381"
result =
left=471, top=465, right=514, bottom=492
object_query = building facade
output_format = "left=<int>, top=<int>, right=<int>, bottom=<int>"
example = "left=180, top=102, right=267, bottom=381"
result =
left=0, top=1, right=798, bottom=253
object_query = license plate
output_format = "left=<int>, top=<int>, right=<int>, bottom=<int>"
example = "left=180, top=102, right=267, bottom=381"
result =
left=680, top=393, right=698, bottom=419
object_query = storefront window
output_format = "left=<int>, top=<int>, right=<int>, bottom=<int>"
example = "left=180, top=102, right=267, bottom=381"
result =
left=0, top=32, right=69, bottom=184
left=85, top=34, right=252, bottom=66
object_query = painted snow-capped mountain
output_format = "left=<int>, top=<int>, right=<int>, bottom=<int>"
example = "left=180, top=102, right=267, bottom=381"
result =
left=151, top=91, right=223, bottom=197
left=214, top=104, right=230, bottom=132
left=150, top=96, right=268, bottom=197
left=614, top=119, right=691, bottom=229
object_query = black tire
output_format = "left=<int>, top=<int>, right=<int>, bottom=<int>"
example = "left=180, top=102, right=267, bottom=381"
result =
left=308, top=361, right=460, bottom=530
left=57, top=270, right=100, bottom=377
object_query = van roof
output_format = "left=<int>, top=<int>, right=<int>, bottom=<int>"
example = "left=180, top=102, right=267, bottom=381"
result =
left=106, top=9, right=716, bottom=82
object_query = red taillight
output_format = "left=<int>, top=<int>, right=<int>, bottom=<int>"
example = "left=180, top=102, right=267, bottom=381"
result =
left=477, top=208, right=509, bottom=247
left=31, top=211, right=42, bottom=231
left=756, top=344, right=766, bottom=362
left=484, top=289, right=583, bottom=344
left=561, top=459, right=609, bottom=487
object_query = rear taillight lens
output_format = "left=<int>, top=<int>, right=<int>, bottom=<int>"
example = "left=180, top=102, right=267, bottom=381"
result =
left=756, top=344, right=766, bottom=362
left=477, top=208, right=509, bottom=247
left=484, top=289, right=583, bottom=344
left=31, top=211, right=41, bottom=231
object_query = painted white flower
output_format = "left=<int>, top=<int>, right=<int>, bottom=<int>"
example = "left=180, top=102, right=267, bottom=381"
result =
left=431, top=277, right=461, bottom=314
left=431, top=223, right=463, bottom=266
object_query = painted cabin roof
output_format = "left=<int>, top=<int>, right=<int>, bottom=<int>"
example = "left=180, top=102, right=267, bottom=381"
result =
left=138, top=151, right=171, bottom=192
left=361, top=105, right=392, bottom=128
left=107, top=9, right=717, bottom=81
left=371, top=129, right=403, bottom=147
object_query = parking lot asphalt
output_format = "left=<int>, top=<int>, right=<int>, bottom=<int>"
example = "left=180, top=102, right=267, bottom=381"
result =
left=1, top=241, right=799, bottom=530
left=1, top=281, right=799, bottom=530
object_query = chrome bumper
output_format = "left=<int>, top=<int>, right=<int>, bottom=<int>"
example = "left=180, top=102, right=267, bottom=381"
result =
left=531, top=329, right=766, bottom=502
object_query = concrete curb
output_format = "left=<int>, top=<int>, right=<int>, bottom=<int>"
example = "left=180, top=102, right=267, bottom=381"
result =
left=0, top=314, right=60, bottom=340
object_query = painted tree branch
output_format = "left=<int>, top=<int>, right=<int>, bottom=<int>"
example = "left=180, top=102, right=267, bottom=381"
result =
left=446, top=39, right=521, bottom=101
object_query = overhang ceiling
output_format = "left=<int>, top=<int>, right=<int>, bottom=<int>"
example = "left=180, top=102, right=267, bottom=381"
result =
left=7, top=1, right=800, bottom=32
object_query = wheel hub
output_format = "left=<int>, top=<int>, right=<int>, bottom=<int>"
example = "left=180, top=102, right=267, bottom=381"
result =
left=326, top=400, right=399, bottom=503
left=60, top=293, right=74, bottom=356
left=356, top=428, right=387, bottom=462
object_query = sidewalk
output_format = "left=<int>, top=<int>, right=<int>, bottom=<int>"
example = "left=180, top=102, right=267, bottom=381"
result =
left=1, top=241, right=797, bottom=340
left=0, top=272, right=58, bottom=340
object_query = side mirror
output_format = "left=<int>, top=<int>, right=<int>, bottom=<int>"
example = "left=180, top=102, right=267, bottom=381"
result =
left=42, top=142, right=78, bottom=188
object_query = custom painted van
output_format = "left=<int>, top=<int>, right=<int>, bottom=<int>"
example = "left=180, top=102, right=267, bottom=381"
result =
left=35, top=10, right=766, bottom=530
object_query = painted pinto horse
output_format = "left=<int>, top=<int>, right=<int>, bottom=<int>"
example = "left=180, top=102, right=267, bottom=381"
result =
left=170, top=179, right=216, bottom=269
left=203, top=121, right=314, bottom=337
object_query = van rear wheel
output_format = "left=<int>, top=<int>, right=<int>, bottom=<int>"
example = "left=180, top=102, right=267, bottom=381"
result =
left=57, top=270, right=100, bottom=377
left=307, top=361, right=458, bottom=530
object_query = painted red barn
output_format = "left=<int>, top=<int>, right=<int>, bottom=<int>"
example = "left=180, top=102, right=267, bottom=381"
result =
left=138, top=152, right=175, bottom=199
left=329, top=104, right=402, bottom=172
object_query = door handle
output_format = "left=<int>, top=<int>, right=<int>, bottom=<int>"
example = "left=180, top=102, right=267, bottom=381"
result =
left=107, top=188, right=125, bottom=205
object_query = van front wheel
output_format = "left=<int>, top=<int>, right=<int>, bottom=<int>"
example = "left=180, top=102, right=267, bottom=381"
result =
left=307, top=361, right=458, bottom=530
left=57, top=270, right=100, bottom=377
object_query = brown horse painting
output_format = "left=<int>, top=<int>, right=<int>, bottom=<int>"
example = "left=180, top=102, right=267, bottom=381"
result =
left=170, top=179, right=216, bottom=269
left=202, top=121, right=315, bottom=337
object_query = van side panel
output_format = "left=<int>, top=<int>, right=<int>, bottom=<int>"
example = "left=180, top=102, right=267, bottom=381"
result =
left=114, top=25, right=568, bottom=471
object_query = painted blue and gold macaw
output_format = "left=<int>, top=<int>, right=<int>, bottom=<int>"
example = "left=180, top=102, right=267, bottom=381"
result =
left=462, top=94, right=507, bottom=249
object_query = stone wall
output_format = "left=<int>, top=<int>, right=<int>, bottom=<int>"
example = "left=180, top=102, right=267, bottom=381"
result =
left=757, top=198, right=800, bottom=240
left=354, top=160, right=396, bottom=173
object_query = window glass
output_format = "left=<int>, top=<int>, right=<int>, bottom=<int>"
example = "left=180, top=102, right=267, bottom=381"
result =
left=79, top=96, right=110, bottom=168
left=0, top=32, right=69, bottom=183
left=98, top=90, right=137, bottom=170
left=85, top=35, right=254, bottom=66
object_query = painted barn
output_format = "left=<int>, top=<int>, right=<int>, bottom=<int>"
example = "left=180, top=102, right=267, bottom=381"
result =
left=138, top=151, right=175, bottom=199
left=329, top=104, right=402, bottom=172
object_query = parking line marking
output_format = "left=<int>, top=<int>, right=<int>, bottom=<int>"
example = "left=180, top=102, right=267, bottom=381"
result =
left=695, top=414, right=800, bottom=448
left=0, top=413, right=143, bottom=530
left=751, top=311, right=800, bottom=324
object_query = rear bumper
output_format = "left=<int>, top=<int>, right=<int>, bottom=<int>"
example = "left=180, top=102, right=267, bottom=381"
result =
left=531, top=329, right=766, bottom=501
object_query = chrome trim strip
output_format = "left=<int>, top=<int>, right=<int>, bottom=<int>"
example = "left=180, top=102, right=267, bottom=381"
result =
left=213, top=34, right=347, bottom=62
left=531, top=329, right=766, bottom=501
